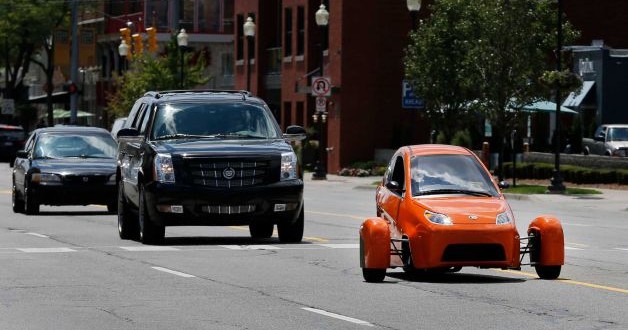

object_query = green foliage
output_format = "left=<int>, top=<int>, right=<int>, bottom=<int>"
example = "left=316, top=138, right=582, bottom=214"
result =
left=404, top=0, right=579, bottom=161
left=539, top=69, right=583, bottom=94
left=499, top=162, right=628, bottom=185
left=450, top=129, right=473, bottom=148
left=107, top=36, right=210, bottom=119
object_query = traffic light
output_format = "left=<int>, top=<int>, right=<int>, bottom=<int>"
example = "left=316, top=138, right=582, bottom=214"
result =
left=132, top=33, right=143, bottom=55
left=119, top=28, right=132, bottom=59
left=146, top=27, right=157, bottom=52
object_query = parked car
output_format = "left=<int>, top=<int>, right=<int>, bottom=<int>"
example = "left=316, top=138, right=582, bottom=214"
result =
left=582, top=124, right=628, bottom=156
left=110, top=117, right=127, bottom=139
left=0, top=124, right=26, bottom=165
left=116, top=90, right=306, bottom=244
left=359, top=144, right=564, bottom=282
left=12, top=126, right=118, bottom=215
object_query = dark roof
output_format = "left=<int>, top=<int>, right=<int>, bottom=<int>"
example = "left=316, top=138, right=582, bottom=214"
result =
left=34, top=126, right=111, bottom=135
left=143, top=90, right=264, bottom=105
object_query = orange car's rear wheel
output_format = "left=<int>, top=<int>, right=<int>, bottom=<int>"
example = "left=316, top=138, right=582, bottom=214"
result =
left=362, top=268, right=386, bottom=283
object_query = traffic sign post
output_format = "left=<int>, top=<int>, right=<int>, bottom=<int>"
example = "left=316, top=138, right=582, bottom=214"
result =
left=315, top=96, right=327, bottom=112
left=312, top=76, right=331, bottom=97
left=402, top=80, right=424, bottom=109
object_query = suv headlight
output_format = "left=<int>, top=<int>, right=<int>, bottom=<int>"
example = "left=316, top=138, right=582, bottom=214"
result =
left=31, top=172, right=62, bottom=185
left=496, top=210, right=514, bottom=225
left=154, top=153, right=175, bottom=183
left=424, top=210, right=452, bottom=225
left=280, top=151, right=298, bottom=181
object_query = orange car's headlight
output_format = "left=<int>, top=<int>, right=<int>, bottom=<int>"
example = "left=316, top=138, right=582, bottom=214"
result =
left=496, top=211, right=514, bottom=225
left=424, top=210, right=452, bottom=225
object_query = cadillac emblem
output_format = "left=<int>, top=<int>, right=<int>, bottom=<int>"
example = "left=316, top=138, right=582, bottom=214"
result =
left=82, top=177, right=89, bottom=182
left=222, top=167, right=236, bottom=180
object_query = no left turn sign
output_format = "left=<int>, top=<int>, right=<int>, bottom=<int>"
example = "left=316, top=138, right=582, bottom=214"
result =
left=311, top=77, right=331, bottom=96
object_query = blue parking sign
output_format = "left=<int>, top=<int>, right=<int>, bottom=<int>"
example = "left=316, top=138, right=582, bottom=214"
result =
left=402, top=81, right=424, bottom=109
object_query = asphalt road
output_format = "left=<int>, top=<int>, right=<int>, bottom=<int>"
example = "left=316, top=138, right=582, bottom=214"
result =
left=0, top=163, right=626, bottom=329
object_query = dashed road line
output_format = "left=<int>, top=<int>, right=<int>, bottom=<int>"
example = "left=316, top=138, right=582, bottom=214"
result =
left=302, top=307, right=374, bottom=327
left=120, top=246, right=180, bottom=252
left=152, top=266, right=196, bottom=278
left=17, top=247, right=76, bottom=253
left=25, top=232, right=49, bottom=238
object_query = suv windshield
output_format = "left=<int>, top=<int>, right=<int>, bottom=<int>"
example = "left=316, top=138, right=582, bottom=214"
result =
left=151, top=103, right=281, bottom=140
left=410, top=154, right=499, bottom=197
left=607, top=127, right=628, bottom=142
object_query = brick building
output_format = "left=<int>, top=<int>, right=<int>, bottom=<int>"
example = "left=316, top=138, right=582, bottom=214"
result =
left=234, top=0, right=431, bottom=174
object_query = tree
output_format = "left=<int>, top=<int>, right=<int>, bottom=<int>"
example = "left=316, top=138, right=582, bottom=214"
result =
left=0, top=0, right=69, bottom=126
left=404, top=0, right=578, bottom=180
left=107, top=36, right=210, bottom=119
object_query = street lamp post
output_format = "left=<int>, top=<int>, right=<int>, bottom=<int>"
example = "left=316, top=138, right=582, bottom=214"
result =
left=407, top=0, right=422, bottom=29
left=312, top=3, right=329, bottom=180
left=118, top=40, right=129, bottom=72
left=177, top=29, right=189, bottom=89
left=548, top=0, right=566, bottom=193
left=79, top=67, right=86, bottom=114
left=243, top=17, right=256, bottom=92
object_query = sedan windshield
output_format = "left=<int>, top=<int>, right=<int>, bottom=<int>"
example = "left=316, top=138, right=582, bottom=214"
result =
left=607, top=127, right=628, bottom=142
left=411, top=154, right=499, bottom=197
left=34, top=133, right=118, bottom=159
left=151, top=103, right=281, bottom=140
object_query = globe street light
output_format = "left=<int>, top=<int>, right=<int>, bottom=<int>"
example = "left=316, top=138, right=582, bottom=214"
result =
left=312, top=3, right=329, bottom=180
left=548, top=0, right=566, bottom=193
left=177, top=28, right=189, bottom=88
left=243, top=17, right=256, bottom=92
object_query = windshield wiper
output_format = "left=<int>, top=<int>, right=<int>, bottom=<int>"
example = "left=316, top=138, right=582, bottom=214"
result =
left=155, top=133, right=209, bottom=140
left=415, top=189, right=493, bottom=197
left=209, top=133, right=266, bottom=139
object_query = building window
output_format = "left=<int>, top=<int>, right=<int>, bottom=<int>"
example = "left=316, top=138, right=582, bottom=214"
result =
left=284, top=8, right=292, bottom=57
left=296, top=102, right=304, bottom=127
left=81, top=29, right=94, bottom=44
left=145, top=0, right=169, bottom=30
left=296, top=6, right=304, bottom=56
left=222, top=53, right=233, bottom=76
left=236, top=14, right=244, bottom=61
left=55, top=30, right=68, bottom=44
left=222, top=0, right=234, bottom=34
left=283, top=102, right=292, bottom=128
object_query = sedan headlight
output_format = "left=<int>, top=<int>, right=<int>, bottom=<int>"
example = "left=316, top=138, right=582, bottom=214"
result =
left=31, top=172, right=62, bottom=185
left=424, top=210, right=452, bottom=225
left=280, top=151, right=298, bottom=181
left=153, top=153, right=175, bottom=183
left=496, top=210, right=514, bottom=225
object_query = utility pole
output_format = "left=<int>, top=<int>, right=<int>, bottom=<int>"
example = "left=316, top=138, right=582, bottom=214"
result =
left=69, top=0, right=79, bottom=124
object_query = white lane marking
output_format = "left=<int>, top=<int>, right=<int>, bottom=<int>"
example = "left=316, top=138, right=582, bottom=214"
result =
left=302, top=307, right=374, bottom=327
left=565, top=246, right=584, bottom=251
left=219, top=245, right=282, bottom=250
left=614, top=248, right=628, bottom=251
left=562, top=222, right=594, bottom=227
left=17, top=247, right=76, bottom=253
left=120, top=246, right=180, bottom=252
left=152, top=266, right=196, bottom=278
left=25, top=232, right=49, bottom=238
left=318, top=244, right=360, bottom=249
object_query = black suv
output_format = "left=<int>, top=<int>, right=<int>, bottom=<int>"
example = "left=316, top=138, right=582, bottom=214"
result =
left=116, top=90, right=306, bottom=244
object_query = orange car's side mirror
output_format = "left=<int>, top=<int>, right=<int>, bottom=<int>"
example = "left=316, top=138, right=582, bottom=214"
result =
left=385, top=181, right=404, bottom=193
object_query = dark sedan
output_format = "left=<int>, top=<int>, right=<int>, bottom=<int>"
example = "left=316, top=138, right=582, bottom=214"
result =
left=12, top=126, right=118, bottom=214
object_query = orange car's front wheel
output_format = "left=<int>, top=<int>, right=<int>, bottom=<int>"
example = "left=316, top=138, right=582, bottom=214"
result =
left=362, top=268, right=386, bottom=283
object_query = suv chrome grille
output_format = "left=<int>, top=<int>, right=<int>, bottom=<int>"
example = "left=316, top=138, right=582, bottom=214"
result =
left=184, top=158, right=271, bottom=188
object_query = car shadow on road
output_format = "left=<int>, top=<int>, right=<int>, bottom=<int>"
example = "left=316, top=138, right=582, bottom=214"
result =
left=386, top=271, right=526, bottom=284
left=162, top=236, right=315, bottom=246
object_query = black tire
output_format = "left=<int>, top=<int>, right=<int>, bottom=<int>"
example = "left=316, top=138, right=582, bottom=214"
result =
left=117, top=184, right=139, bottom=240
left=249, top=221, right=274, bottom=239
left=12, top=181, right=24, bottom=213
left=362, top=268, right=386, bottom=283
left=277, top=206, right=304, bottom=243
left=138, top=185, right=165, bottom=245
left=107, top=201, right=118, bottom=214
left=535, top=265, right=561, bottom=280
left=24, top=186, right=40, bottom=215
left=583, top=147, right=589, bottom=155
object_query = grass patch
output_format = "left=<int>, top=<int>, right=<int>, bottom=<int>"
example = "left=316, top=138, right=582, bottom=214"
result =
left=503, top=184, right=601, bottom=195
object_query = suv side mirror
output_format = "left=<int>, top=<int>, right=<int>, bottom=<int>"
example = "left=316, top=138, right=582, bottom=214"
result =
left=15, top=150, right=28, bottom=159
left=283, top=125, right=306, bottom=141
left=116, top=127, right=140, bottom=139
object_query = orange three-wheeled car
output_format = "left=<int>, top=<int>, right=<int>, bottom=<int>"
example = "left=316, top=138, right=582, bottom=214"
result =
left=359, top=145, right=564, bottom=282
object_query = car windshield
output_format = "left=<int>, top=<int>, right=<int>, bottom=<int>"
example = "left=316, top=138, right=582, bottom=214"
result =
left=410, top=154, right=499, bottom=197
left=607, top=127, right=628, bottom=142
left=151, top=103, right=281, bottom=140
left=34, top=133, right=118, bottom=159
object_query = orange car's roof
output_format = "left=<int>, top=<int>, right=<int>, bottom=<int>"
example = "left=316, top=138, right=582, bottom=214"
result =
left=403, top=144, right=473, bottom=157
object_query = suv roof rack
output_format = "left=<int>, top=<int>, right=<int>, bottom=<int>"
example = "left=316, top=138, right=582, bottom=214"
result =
left=144, top=90, right=251, bottom=100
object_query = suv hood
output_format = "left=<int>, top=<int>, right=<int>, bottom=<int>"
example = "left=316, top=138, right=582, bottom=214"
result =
left=609, top=141, right=628, bottom=149
left=150, top=139, right=294, bottom=157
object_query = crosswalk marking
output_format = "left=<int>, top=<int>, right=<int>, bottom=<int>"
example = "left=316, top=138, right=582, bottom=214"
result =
left=219, top=245, right=282, bottom=250
left=152, top=266, right=196, bottom=278
left=17, top=247, right=76, bottom=253
left=25, top=232, right=49, bottom=238
left=318, top=244, right=360, bottom=249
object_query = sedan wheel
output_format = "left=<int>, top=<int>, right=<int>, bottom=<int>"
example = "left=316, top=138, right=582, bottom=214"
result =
left=24, top=187, right=40, bottom=215
left=12, top=182, right=25, bottom=213
left=138, top=185, right=165, bottom=245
